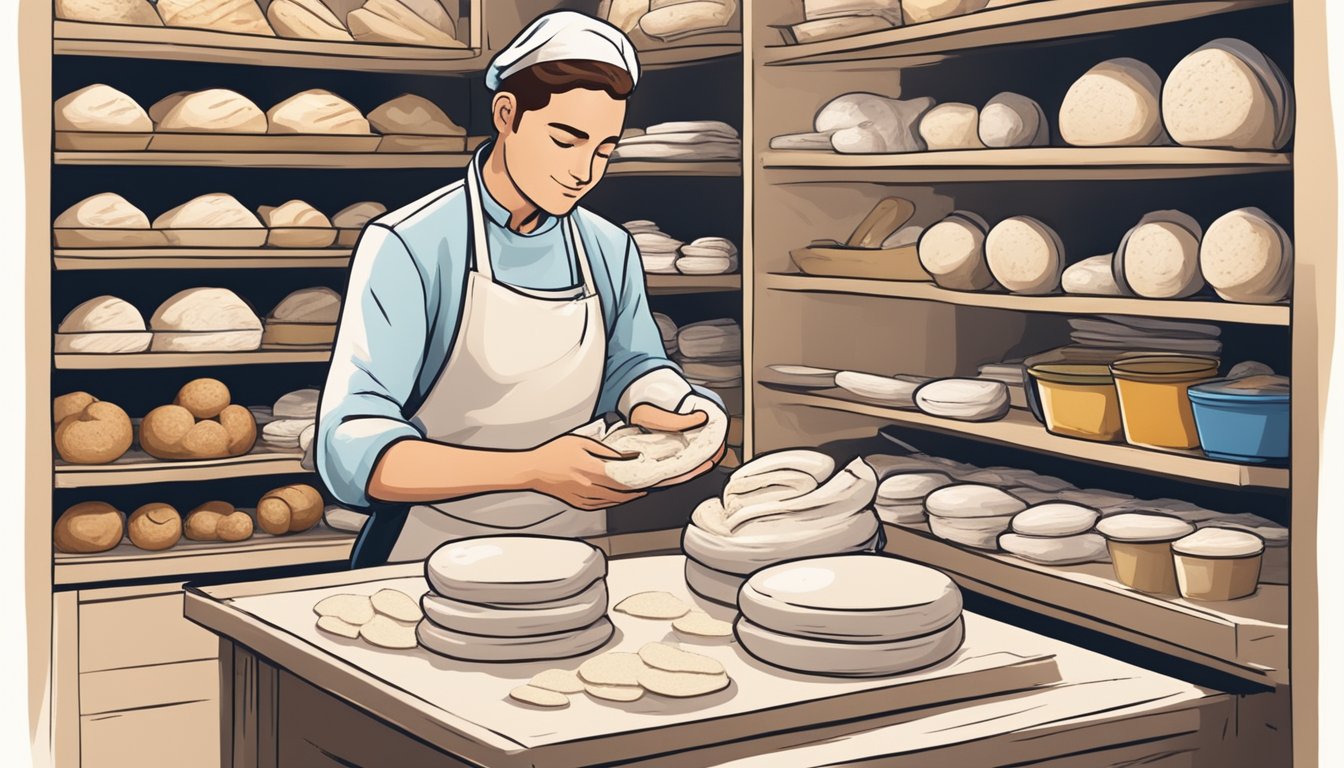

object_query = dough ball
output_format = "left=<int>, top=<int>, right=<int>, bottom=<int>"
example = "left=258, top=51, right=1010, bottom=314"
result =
left=54, top=501, right=125, bottom=553
left=127, top=502, right=182, bottom=551
left=184, top=501, right=232, bottom=541
left=258, top=484, right=323, bottom=534
left=218, top=403, right=257, bottom=456
left=174, top=377, right=231, bottom=419
left=217, top=510, right=254, bottom=542
left=180, top=419, right=230, bottom=459
left=138, top=404, right=197, bottom=459
left=55, top=400, right=133, bottom=464
left=53, top=391, right=96, bottom=425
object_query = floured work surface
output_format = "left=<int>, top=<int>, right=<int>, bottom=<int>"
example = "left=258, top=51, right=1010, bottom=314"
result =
left=189, top=555, right=1061, bottom=768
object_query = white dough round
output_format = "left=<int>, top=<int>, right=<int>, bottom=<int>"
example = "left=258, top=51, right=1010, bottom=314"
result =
left=425, top=536, right=606, bottom=605
left=998, top=533, right=1110, bottom=565
left=416, top=617, right=614, bottom=662
left=420, top=580, right=608, bottom=637
left=1115, top=210, right=1204, bottom=299
left=1163, top=40, right=1286, bottom=150
left=877, top=472, right=954, bottom=503
left=918, top=103, right=985, bottom=150
left=985, top=216, right=1065, bottom=295
left=1062, top=254, right=1124, bottom=296
left=1199, top=207, right=1292, bottom=303
left=735, top=615, right=965, bottom=678
left=1010, top=503, right=1100, bottom=537
left=918, top=212, right=996, bottom=291
left=1060, top=58, right=1166, bottom=146
left=928, top=514, right=1015, bottom=549
left=925, top=484, right=1027, bottom=518
left=835, top=371, right=927, bottom=405
left=979, top=92, right=1047, bottom=148
left=914, top=378, right=1010, bottom=421
left=683, top=558, right=745, bottom=607
left=682, top=502, right=881, bottom=575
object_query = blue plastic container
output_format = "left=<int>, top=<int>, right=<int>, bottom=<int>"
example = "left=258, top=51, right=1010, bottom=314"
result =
left=1187, top=377, right=1289, bottom=464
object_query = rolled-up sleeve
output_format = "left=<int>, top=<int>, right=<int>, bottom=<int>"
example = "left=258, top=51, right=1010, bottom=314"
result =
left=600, top=234, right=724, bottom=417
left=317, top=225, right=428, bottom=508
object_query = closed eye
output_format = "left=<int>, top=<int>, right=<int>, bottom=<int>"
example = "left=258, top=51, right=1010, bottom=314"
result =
left=552, top=137, right=575, bottom=149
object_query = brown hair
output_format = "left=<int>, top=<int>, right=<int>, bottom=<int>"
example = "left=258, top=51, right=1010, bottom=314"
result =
left=498, top=60, right=635, bottom=130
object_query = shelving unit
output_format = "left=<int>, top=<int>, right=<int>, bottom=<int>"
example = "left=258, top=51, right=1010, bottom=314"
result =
left=646, top=274, right=742, bottom=294
left=52, top=247, right=354, bottom=271
left=54, top=449, right=310, bottom=489
left=54, top=350, right=331, bottom=370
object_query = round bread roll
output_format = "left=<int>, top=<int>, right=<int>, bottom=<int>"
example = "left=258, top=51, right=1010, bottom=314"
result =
left=1011, top=503, right=1100, bottom=537
left=425, top=536, right=607, bottom=605
left=181, top=420, right=230, bottom=458
left=53, top=391, right=96, bottom=426
left=218, top=404, right=258, bottom=456
left=55, top=84, right=151, bottom=133
left=918, top=103, right=985, bottom=150
left=985, top=216, right=1065, bottom=294
left=918, top=212, right=996, bottom=291
left=979, top=92, right=1048, bottom=148
left=259, top=201, right=336, bottom=249
left=1060, top=58, right=1166, bottom=147
left=267, top=89, right=370, bottom=135
left=184, top=501, right=232, bottom=541
left=1163, top=40, right=1290, bottom=150
left=157, top=89, right=266, bottom=134
left=1114, top=210, right=1204, bottom=299
left=139, top=404, right=195, bottom=459
left=54, top=400, right=133, bottom=464
left=925, top=483, right=1026, bottom=518
left=128, top=503, right=182, bottom=551
left=735, top=614, right=965, bottom=678
left=738, top=555, right=963, bottom=642
left=421, top=580, right=609, bottom=638
left=417, top=616, right=615, bottom=663
left=175, top=378, right=231, bottom=419
left=217, top=511, right=254, bottom=542
left=1199, top=207, right=1292, bottom=303
left=54, top=501, right=125, bottom=554
left=257, top=484, right=324, bottom=535
left=914, top=378, right=1011, bottom=421
left=1061, top=253, right=1123, bottom=296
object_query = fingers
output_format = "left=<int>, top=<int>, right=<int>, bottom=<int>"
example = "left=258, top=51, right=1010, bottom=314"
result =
left=574, top=437, right=632, bottom=461
left=630, top=403, right=709, bottom=433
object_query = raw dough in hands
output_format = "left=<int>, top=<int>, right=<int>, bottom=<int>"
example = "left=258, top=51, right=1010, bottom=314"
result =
left=598, top=399, right=727, bottom=489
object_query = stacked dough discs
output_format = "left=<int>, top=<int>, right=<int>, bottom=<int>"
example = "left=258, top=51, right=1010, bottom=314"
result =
left=417, top=536, right=614, bottom=662
left=682, top=452, right=881, bottom=606
left=998, top=503, right=1108, bottom=565
left=924, top=484, right=1027, bottom=549
left=735, top=555, right=965, bottom=677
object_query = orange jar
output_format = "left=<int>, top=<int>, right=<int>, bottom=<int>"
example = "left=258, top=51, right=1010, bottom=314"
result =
left=1109, top=355, right=1219, bottom=449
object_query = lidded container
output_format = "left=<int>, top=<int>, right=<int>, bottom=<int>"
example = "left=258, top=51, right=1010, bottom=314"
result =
left=1109, top=355, right=1219, bottom=449
left=1026, top=363, right=1123, bottom=442
left=1095, top=513, right=1195, bottom=595
left=1022, top=346, right=1134, bottom=427
left=1188, top=374, right=1290, bottom=463
left=1171, top=527, right=1265, bottom=601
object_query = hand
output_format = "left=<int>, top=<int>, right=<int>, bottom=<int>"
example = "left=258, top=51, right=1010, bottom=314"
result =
left=629, top=402, right=726, bottom=488
left=524, top=434, right=647, bottom=511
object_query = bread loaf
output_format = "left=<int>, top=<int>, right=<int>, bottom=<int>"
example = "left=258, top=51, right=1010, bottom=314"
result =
left=56, top=295, right=151, bottom=354
left=54, top=501, right=125, bottom=554
left=54, top=192, right=169, bottom=248
left=258, top=200, right=336, bottom=248
left=150, top=288, right=262, bottom=352
left=54, top=392, right=96, bottom=426
left=157, top=89, right=266, bottom=133
left=368, top=94, right=464, bottom=136
left=217, top=511, right=255, bottom=542
left=56, top=0, right=161, bottom=25
left=925, top=483, right=1026, bottom=518
left=1011, top=503, right=1099, bottom=537
left=985, top=215, right=1065, bottom=294
left=184, top=501, right=232, bottom=540
left=55, top=84, right=151, bottom=133
left=267, top=90, right=370, bottom=135
left=979, top=92, right=1048, bottom=147
left=918, top=103, right=985, bottom=150
left=155, top=0, right=274, bottom=35
left=267, top=0, right=353, bottom=41
left=257, top=483, right=324, bottom=534
left=346, top=0, right=463, bottom=47
left=1060, top=58, right=1166, bottom=146
left=128, top=503, right=182, bottom=551
left=269, top=287, right=342, bottom=323
left=902, top=0, right=988, bottom=23
left=1163, top=39, right=1292, bottom=150
left=1061, top=253, right=1123, bottom=296
left=1199, top=207, right=1292, bottom=303
left=1114, top=210, right=1204, bottom=299
left=154, top=193, right=266, bottom=247
left=914, top=378, right=1010, bottom=421
left=918, top=211, right=996, bottom=290
left=54, top=399, right=133, bottom=464
left=640, top=0, right=737, bottom=42
left=603, top=0, right=647, bottom=32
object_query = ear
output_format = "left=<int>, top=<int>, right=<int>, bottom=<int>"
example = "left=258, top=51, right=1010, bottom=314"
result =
left=492, top=92, right=517, bottom=135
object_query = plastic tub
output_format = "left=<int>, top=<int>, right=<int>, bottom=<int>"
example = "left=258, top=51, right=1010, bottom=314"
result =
left=1027, top=363, right=1124, bottom=442
left=1188, top=375, right=1290, bottom=463
left=1172, top=528, right=1265, bottom=601
left=1110, top=355, right=1220, bottom=449
left=1022, top=346, right=1137, bottom=425
left=1096, top=513, right=1195, bottom=596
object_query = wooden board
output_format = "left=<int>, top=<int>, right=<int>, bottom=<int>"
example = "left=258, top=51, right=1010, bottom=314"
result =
left=53, top=247, right=353, bottom=271
left=187, top=555, right=1062, bottom=768
left=54, top=446, right=310, bottom=488
left=646, top=274, right=743, bottom=294
left=54, top=350, right=330, bottom=369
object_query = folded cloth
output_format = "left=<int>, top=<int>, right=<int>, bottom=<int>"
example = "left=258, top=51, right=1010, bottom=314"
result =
left=634, top=232, right=684, bottom=253
left=624, top=219, right=662, bottom=234
left=677, top=318, right=742, bottom=360
left=1068, top=317, right=1220, bottom=340
left=680, top=236, right=738, bottom=258
left=611, top=140, right=742, bottom=161
left=976, top=362, right=1026, bottom=384
left=1068, top=333, right=1223, bottom=355
left=645, top=120, right=739, bottom=139
left=619, top=131, right=739, bottom=147
left=770, top=131, right=837, bottom=150
left=1085, top=315, right=1222, bottom=337
left=262, top=418, right=314, bottom=448
left=642, top=253, right=679, bottom=274
left=676, top=255, right=738, bottom=275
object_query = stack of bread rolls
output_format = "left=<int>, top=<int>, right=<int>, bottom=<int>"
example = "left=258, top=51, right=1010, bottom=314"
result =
left=140, top=378, right=258, bottom=460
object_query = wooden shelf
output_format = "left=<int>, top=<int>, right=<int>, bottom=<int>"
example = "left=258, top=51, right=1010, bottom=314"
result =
left=646, top=274, right=742, bottom=293
left=760, top=148, right=1291, bottom=182
left=53, top=247, right=353, bottom=270
left=764, top=386, right=1290, bottom=489
left=52, top=20, right=482, bottom=73
left=881, top=523, right=1287, bottom=686
left=608, top=160, right=742, bottom=177
left=762, top=0, right=1286, bottom=66
left=765, top=273, right=1291, bottom=325
left=55, top=350, right=330, bottom=370
left=55, top=448, right=310, bottom=489
left=53, top=525, right=355, bottom=586
left=637, top=33, right=742, bottom=68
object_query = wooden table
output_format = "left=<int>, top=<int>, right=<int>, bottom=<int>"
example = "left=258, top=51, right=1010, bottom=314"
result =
left=185, top=554, right=1236, bottom=768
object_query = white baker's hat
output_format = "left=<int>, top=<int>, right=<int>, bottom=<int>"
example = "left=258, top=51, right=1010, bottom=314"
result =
left=486, top=10, right=640, bottom=92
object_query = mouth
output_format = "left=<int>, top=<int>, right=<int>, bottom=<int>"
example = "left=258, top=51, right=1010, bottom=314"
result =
left=551, top=176, right=585, bottom=197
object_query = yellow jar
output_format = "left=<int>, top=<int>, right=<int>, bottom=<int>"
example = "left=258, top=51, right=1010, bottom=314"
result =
left=1110, top=355, right=1219, bottom=449
left=1027, top=363, right=1123, bottom=442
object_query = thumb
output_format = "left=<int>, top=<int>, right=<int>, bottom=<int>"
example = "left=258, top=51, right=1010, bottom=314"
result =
left=576, top=437, right=635, bottom=461
left=631, top=403, right=709, bottom=433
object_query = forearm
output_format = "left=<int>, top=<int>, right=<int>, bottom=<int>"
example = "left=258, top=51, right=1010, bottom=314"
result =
left=366, top=439, right=530, bottom=504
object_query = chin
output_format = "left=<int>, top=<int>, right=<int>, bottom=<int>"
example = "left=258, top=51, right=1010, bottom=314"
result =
left=539, top=195, right=582, bottom=217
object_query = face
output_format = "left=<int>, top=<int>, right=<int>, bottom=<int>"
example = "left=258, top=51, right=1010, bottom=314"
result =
left=494, top=87, right=626, bottom=216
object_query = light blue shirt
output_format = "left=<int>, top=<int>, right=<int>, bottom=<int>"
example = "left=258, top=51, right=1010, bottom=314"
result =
left=317, top=146, right=707, bottom=509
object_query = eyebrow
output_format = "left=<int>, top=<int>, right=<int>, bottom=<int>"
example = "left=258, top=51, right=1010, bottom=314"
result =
left=548, top=122, right=589, bottom=140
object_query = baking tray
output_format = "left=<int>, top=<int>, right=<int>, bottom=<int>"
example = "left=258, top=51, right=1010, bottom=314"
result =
left=146, top=133, right=382, bottom=153
left=266, top=227, right=338, bottom=248
left=375, top=135, right=468, bottom=153
left=790, top=244, right=931, bottom=281
left=55, top=131, right=153, bottom=151
left=262, top=322, right=337, bottom=348
left=157, top=228, right=269, bottom=248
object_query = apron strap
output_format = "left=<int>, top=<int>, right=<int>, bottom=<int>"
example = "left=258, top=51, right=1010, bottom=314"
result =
left=349, top=507, right=408, bottom=569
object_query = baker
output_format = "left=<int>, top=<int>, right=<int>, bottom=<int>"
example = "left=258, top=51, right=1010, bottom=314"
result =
left=317, top=11, right=726, bottom=567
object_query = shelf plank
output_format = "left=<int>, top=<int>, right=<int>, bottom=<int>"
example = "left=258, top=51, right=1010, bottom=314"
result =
left=53, top=20, right=482, bottom=73
left=55, top=350, right=331, bottom=370
left=766, top=386, right=1289, bottom=489
left=762, top=0, right=1286, bottom=66
left=55, top=449, right=310, bottom=489
left=53, top=526, right=356, bottom=586
left=881, top=523, right=1287, bottom=686
left=53, top=247, right=353, bottom=270
left=646, top=274, right=742, bottom=294
left=637, top=33, right=743, bottom=68
left=765, top=273, right=1290, bottom=325
left=760, top=148, right=1291, bottom=182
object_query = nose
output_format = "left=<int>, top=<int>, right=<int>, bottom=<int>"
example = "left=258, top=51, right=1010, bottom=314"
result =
left=568, top=153, right=595, bottom=186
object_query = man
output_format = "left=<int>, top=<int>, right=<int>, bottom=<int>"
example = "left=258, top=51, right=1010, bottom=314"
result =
left=317, top=11, right=726, bottom=566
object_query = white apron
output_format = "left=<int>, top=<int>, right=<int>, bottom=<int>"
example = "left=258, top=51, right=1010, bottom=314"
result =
left=387, top=169, right=607, bottom=562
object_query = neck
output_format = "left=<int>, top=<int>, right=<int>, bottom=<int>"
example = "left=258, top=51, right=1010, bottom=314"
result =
left=483, top=141, right=543, bottom=234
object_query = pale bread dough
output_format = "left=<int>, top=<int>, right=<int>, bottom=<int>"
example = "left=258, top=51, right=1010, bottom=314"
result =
left=614, top=591, right=690, bottom=619
left=918, top=103, right=985, bottom=150
left=371, top=588, right=422, bottom=623
left=578, top=651, right=650, bottom=687
left=683, top=499, right=880, bottom=575
left=924, top=484, right=1026, bottom=518
left=918, top=211, right=996, bottom=291
left=510, top=685, right=569, bottom=708
left=999, top=533, right=1110, bottom=565
left=1115, top=210, right=1204, bottom=299
left=928, top=514, right=1015, bottom=549
left=1011, top=503, right=1100, bottom=537
left=673, top=610, right=733, bottom=637
left=316, top=615, right=361, bottom=639
left=425, top=536, right=605, bottom=605
left=417, top=617, right=614, bottom=662
left=360, top=614, right=418, bottom=649
left=835, top=371, right=926, bottom=405
left=985, top=216, right=1065, bottom=295
left=529, top=669, right=584, bottom=694
left=877, top=472, right=954, bottom=502
left=1062, top=254, right=1123, bottom=296
left=979, top=92, right=1047, bottom=148
left=638, top=641, right=724, bottom=675
left=683, top=558, right=745, bottom=607
left=1199, top=207, right=1292, bottom=304
left=637, top=668, right=731, bottom=697
left=735, top=615, right=965, bottom=678
left=314, top=593, right=374, bottom=625
left=420, top=580, right=607, bottom=638
left=914, top=378, right=1011, bottom=421
left=1060, top=58, right=1165, bottom=146
left=584, top=683, right=644, bottom=702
